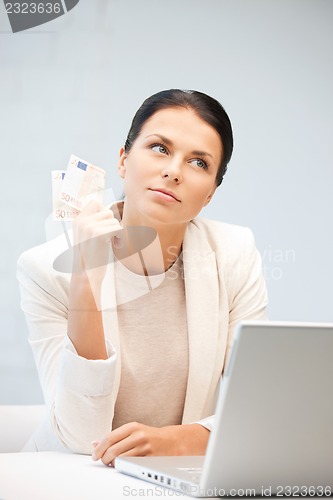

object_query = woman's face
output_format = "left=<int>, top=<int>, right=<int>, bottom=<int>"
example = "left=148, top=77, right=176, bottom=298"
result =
left=118, top=106, right=223, bottom=226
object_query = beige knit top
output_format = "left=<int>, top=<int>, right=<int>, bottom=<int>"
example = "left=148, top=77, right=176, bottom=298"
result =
left=112, top=256, right=189, bottom=430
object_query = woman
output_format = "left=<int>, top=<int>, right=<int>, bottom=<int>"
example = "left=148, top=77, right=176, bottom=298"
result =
left=17, top=89, right=268, bottom=464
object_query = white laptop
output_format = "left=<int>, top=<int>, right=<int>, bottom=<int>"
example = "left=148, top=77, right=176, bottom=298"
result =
left=115, top=321, right=333, bottom=497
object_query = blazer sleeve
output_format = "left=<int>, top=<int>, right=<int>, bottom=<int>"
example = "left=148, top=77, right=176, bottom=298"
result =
left=195, top=226, right=268, bottom=432
left=17, top=246, right=118, bottom=454
left=223, top=227, right=268, bottom=366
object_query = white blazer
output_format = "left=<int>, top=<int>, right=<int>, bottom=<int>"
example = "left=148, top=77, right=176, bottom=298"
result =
left=17, top=214, right=268, bottom=453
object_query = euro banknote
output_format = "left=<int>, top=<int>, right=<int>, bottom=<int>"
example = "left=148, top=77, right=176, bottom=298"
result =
left=52, top=154, right=106, bottom=221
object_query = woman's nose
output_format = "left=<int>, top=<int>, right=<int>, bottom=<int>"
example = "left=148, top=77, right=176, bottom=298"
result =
left=161, top=158, right=183, bottom=182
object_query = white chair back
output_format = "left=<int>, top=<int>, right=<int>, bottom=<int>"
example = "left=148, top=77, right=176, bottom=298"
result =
left=0, top=405, right=45, bottom=452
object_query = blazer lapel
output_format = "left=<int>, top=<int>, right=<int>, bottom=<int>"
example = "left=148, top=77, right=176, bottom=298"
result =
left=100, top=255, right=122, bottom=400
left=100, top=199, right=125, bottom=399
left=181, top=221, right=220, bottom=423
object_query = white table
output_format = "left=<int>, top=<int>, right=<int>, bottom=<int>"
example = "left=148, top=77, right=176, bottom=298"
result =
left=0, top=452, right=209, bottom=500
left=0, top=452, right=321, bottom=500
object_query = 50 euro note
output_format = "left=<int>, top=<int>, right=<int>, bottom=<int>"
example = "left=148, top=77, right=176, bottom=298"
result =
left=52, top=154, right=106, bottom=221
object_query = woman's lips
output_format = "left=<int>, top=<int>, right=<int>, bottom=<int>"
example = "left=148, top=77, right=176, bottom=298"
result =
left=149, top=188, right=181, bottom=202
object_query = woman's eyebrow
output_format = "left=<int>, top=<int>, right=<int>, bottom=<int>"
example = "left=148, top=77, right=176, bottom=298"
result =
left=191, top=149, right=214, bottom=159
left=145, top=133, right=173, bottom=146
left=145, top=133, right=214, bottom=159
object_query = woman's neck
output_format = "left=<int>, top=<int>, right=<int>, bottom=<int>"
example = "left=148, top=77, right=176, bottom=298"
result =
left=112, top=202, right=186, bottom=275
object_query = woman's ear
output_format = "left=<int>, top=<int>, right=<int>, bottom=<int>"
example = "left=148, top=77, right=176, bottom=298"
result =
left=117, top=147, right=127, bottom=179
left=203, top=186, right=217, bottom=207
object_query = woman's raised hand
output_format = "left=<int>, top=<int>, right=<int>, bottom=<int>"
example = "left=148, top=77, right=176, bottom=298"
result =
left=67, top=200, right=123, bottom=359
left=72, top=200, right=122, bottom=286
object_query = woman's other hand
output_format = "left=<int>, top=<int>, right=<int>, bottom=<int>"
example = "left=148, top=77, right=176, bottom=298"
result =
left=91, top=422, right=210, bottom=466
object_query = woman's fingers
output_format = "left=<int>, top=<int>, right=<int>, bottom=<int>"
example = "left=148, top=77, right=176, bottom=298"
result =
left=92, top=422, right=136, bottom=460
left=92, top=422, right=154, bottom=465
left=98, top=435, right=145, bottom=466
left=71, top=200, right=123, bottom=279
left=74, top=203, right=121, bottom=241
left=79, top=199, right=105, bottom=215
left=91, top=423, right=210, bottom=467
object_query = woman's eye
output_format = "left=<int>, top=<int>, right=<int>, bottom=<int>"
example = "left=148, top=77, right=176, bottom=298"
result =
left=191, top=158, right=208, bottom=169
left=151, top=144, right=168, bottom=154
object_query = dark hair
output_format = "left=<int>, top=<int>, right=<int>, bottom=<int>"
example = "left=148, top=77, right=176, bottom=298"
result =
left=124, top=89, right=233, bottom=186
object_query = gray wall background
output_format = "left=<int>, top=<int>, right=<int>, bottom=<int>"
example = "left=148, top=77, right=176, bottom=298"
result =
left=1, top=0, right=332, bottom=404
